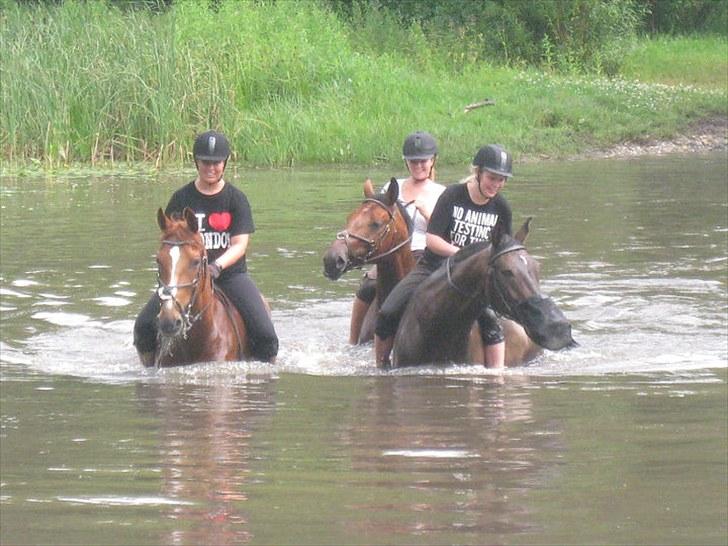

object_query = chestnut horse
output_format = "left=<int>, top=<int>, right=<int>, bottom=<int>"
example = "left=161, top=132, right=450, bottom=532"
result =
left=392, top=221, right=576, bottom=368
left=146, top=207, right=250, bottom=367
left=323, top=179, right=414, bottom=343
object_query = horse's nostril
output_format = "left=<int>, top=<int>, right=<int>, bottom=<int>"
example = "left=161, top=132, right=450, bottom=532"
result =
left=336, top=256, right=347, bottom=271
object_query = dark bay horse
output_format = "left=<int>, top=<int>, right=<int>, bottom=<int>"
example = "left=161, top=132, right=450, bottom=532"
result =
left=323, top=179, right=415, bottom=343
left=392, top=220, right=576, bottom=368
left=142, top=207, right=250, bottom=367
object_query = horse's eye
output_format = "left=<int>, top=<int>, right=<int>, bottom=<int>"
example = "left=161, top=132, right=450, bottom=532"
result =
left=191, top=259, right=201, bottom=268
left=369, top=221, right=381, bottom=230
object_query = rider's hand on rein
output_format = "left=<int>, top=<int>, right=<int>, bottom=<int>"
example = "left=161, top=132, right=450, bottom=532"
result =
left=208, top=262, right=222, bottom=280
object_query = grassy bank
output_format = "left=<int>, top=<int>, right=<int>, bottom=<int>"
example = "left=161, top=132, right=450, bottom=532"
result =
left=1, top=0, right=726, bottom=170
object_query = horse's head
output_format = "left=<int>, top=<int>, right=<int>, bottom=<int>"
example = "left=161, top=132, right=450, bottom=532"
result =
left=487, top=218, right=575, bottom=351
left=155, top=207, right=209, bottom=338
left=323, top=178, right=412, bottom=280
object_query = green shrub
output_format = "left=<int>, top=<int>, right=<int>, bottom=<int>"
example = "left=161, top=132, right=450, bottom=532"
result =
left=1, top=0, right=725, bottom=167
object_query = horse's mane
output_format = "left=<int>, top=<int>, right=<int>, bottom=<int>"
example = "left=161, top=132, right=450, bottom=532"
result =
left=451, top=240, right=492, bottom=263
left=451, top=233, right=522, bottom=264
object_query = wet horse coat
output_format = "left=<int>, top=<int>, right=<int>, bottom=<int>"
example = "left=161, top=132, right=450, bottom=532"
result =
left=323, top=179, right=415, bottom=343
left=324, top=185, right=559, bottom=366
left=392, top=221, right=575, bottom=367
left=143, top=207, right=251, bottom=367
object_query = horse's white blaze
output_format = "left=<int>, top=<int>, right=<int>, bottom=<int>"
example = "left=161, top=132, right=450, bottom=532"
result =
left=157, top=246, right=180, bottom=305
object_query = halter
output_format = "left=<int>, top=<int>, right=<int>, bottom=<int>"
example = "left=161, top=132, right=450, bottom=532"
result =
left=446, top=243, right=527, bottom=319
left=156, top=239, right=211, bottom=341
left=335, top=198, right=413, bottom=272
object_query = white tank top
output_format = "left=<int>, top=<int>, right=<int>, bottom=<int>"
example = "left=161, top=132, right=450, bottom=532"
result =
left=383, top=178, right=446, bottom=251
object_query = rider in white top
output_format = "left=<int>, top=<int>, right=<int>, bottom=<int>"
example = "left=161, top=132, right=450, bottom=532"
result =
left=382, top=177, right=446, bottom=252
left=349, top=131, right=445, bottom=344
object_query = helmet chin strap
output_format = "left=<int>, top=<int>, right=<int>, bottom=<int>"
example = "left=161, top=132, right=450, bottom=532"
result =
left=476, top=170, right=491, bottom=202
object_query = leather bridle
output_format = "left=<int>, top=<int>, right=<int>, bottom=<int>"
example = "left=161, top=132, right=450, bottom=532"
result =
left=335, top=198, right=412, bottom=273
left=156, top=239, right=210, bottom=339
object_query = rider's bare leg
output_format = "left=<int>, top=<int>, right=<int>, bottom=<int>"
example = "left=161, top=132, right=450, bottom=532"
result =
left=349, top=296, right=370, bottom=344
left=484, top=341, right=505, bottom=369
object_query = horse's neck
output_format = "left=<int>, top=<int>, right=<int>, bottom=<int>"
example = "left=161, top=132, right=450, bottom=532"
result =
left=440, top=253, right=490, bottom=315
left=377, top=214, right=415, bottom=306
left=375, top=249, right=415, bottom=306
left=191, top=280, right=219, bottom=327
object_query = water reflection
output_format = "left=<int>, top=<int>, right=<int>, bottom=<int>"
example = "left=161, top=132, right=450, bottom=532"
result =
left=134, top=378, right=277, bottom=545
left=342, top=375, right=562, bottom=541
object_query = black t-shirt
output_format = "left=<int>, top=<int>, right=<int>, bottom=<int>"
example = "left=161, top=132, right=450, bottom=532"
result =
left=422, top=182, right=512, bottom=268
left=165, top=181, right=254, bottom=274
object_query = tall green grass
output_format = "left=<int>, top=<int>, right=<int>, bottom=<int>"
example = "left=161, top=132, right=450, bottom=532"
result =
left=0, top=0, right=725, bottom=169
left=621, top=35, right=728, bottom=90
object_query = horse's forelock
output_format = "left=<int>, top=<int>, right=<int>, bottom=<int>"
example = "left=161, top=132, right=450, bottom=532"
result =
left=494, top=233, right=522, bottom=253
left=160, top=216, right=204, bottom=249
left=361, top=194, right=413, bottom=236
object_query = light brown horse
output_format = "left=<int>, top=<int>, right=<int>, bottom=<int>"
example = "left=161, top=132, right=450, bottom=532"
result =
left=149, top=207, right=249, bottom=367
left=323, top=179, right=415, bottom=343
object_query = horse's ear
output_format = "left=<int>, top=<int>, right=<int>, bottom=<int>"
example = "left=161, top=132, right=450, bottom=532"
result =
left=514, top=217, right=532, bottom=243
left=183, top=207, right=198, bottom=233
left=383, top=177, right=399, bottom=206
left=157, top=208, right=167, bottom=231
left=363, top=178, right=375, bottom=198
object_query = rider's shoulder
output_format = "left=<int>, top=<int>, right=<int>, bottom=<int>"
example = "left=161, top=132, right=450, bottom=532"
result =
left=222, top=181, right=248, bottom=199
left=442, top=182, right=465, bottom=196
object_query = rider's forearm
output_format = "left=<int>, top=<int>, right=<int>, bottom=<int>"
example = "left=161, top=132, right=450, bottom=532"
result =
left=426, top=233, right=459, bottom=257
left=214, top=233, right=249, bottom=269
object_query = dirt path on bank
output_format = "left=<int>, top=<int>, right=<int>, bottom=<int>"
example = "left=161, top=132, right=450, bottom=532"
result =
left=576, top=116, right=728, bottom=160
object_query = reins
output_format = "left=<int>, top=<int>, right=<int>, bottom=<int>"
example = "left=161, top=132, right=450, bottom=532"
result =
left=336, top=198, right=413, bottom=272
left=446, top=243, right=527, bottom=316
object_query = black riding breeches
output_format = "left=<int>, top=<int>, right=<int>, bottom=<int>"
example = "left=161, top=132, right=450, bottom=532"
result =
left=477, top=306, right=504, bottom=346
left=374, top=262, right=433, bottom=340
left=355, top=269, right=377, bottom=303
left=133, top=293, right=161, bottom=354
left=216, top=273, right=278, bottom=361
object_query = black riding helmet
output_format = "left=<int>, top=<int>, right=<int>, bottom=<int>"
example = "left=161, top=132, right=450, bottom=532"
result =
left=193, top=130, right=231, bottom=162
left=402, top=131, right=438, bottom=160
left=473, top=144, right=513, bottom=178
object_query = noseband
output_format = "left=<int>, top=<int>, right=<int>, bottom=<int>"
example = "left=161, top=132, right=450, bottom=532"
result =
left=336, top=198, right=412, bottom=272
left=156, top=239, right=209, bottom=340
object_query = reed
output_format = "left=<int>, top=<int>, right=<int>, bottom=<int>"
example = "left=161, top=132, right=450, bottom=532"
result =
left=1, top=0, right=725, bottom=169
